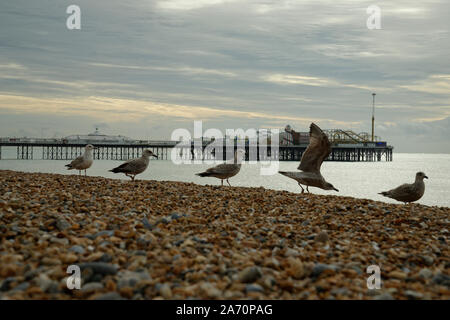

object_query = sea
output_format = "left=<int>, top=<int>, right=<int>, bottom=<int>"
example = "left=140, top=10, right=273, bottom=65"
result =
left=0, top=149, right=448, bottom=208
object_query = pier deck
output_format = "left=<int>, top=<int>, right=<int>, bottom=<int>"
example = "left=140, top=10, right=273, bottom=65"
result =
left=0, top=140, right=393, bottom=162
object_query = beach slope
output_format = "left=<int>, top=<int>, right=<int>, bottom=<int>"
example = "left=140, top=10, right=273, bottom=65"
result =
left=0, top=170, right=448, bottom=299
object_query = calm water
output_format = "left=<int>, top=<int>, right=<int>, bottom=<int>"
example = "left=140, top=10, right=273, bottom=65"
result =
left=0, top=151, right=448, bottom=207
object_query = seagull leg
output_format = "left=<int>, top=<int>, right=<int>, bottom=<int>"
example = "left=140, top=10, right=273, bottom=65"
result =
left=298, top=182, right=304, bottom=194
left=306, top=186, right=310, bottom=193
left=227, top=179, right=231, bottom=187
left=79, top=170, right=81, bottom=176
left=131, top=175, right=135, bottom=181
left=85, top=169, right=87, bottom=177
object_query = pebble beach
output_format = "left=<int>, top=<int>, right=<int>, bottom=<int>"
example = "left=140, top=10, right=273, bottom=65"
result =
left=0, top=170, right=449, bottom=300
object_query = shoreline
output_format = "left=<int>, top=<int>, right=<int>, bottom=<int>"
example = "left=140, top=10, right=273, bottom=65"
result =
left=0, top=170, right=449, bottom=299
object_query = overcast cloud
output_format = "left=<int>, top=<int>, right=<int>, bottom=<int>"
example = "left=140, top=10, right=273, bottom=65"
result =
left=0, top=0, right=449, bottom=152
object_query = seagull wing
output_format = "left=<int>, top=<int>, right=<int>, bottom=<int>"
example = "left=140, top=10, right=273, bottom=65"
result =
left=381, top=183, right=415, bottom=200
left=67, top=154, right=84, bottom=168
left=206, top=163, right=236, bottom=175
left=298, top=123, right=331, bottom=173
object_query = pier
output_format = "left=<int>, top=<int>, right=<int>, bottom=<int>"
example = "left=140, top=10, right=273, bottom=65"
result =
left=0, top=139, right=393, bottom=162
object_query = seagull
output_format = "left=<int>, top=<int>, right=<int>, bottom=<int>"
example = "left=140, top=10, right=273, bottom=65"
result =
left=379, top=172, right=428, bottom=204
left=109, top=149, right=157, bottom=181
left=279, top=123, right=338, bottom=193
left=65, top=144, right=95, bottom=176
left=196, top=149, right=245, bottom=186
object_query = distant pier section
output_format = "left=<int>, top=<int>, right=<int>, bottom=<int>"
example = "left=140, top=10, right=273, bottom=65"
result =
left=0, top=126, right=393, bottom=162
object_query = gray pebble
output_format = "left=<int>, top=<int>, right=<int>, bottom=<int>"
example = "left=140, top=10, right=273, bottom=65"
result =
left=374, top=292, right=394, bottom=300
left=405, top=290, right=423, bottom=300
left=0, top=277, right=16, bottom=292
left=94, top=292, right=124, bottom=300
left=238, top=266, right=262, bottom=283
left=432, top=273, right=450, bottom=286
left=418, top=268, right=433, bottom=279
left=11, top=282, right=30, bottom=292
left=82, top=282, right=104, bottom=292
left=69, top=245, right=85, bottom=254
left=56, top=217, right=71, bottom=231
left=79, top=262, right=118, bottom=275
left=86, top=230, right=114, bottom=240
left=312, top=263, right=337, bottom=277
left=246, top=284, right=264, bottom=293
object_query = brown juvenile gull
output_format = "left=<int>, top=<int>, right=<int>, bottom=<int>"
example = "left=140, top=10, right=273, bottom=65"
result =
left=109, top=149, right=158, bottom=181
left=65, top=144, right=95, bottom=176
left=196, top=149, right=245, bottom=186
left=279, top=123, right=338, bottom=193
left=379, top=171, right=428, bottom=204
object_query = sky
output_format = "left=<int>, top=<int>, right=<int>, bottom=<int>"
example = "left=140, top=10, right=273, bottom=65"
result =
left=0, top=0, right=449, bottom=152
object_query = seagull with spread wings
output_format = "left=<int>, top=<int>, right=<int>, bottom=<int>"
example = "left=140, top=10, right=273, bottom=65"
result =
left=279, top=123, right=338, bottom=193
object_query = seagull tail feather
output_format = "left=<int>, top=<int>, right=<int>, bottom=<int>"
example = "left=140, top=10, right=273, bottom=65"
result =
left=196, top=172, right=210, bottom=177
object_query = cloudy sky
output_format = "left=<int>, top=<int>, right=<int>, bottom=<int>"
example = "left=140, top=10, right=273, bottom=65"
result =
left=0, top=0, right=449, bottom=152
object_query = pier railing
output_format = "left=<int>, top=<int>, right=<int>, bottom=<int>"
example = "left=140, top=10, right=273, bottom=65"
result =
left=0, top=139, right=393, bottom=162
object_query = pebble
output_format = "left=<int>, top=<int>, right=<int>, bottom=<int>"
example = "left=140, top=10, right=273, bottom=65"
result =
left=0, top=277, right=16, bottom=292
left=86, top=230, right=114, bottom=240
left=200, top=283, right=222, bottom=298
left=287, top=257, right=305, bottom=279
left=78, top=263, right=118, bottom=275
left=421, top=255, right=434, bottom=266
left=36, top=274, right=53, bottom=292
left=0, top=170, right=448, bottom=300
left=160, top=284, right=172, bottom=299
left=432, top=273, right=450, bottom=286
left=56, top=217, right=71, bottom=231
left=374, top=292, right=394, bottom=300
left=68, top=245, right=86, bottom=254
left=94, top=292, right=123, bottom=300
left=312, top=263, right=337, bottom=277
left=246, top=284, right=264, bottom=293
left=11, top=282, right=30, bottom=292
left=82, top=282, right=104, bottom=293
left=404, top=290, right=424, bottom=300
left=118, top=271, right=150, bottom=289
left=315, top=231, right=329, bottom=244
left=418, top=268, right=433, bottom=279
left=237, top=266, right=262, bottom=283
left=388, top=271, right=407, bottom=280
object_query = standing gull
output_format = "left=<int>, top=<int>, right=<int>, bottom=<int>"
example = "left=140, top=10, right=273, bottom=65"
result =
left=65, top=144, right=95, bottom=176
left=379, top=172, right=428, bottom=204
left=196, top=149, right=245, bottom=186
left=109, top=149, right=157, bottom=181
left=279, top=123, right=338, bottom=193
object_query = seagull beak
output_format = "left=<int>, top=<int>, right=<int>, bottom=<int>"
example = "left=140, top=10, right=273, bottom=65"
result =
left=152, top=154, right=158, bottom=158
left=333, top=187, right=339, bottom=192
left=424, top=175, right=428, bottom=179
